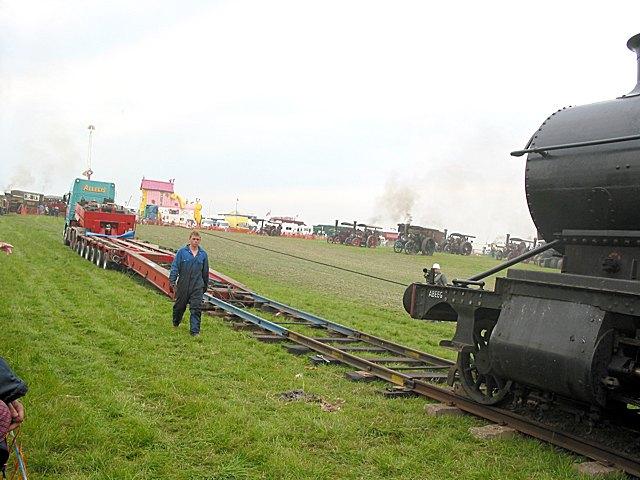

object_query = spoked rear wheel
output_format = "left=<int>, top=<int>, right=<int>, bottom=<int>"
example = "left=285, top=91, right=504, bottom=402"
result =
left=458, top=319, right=512, bottom=405
left=404, top=240, right=419, bottom=255
left=366, top=235, right=377, bottom=248
left=421, top=238, right=436, bottom=256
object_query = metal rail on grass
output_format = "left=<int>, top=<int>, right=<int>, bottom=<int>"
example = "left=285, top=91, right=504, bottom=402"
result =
left=208, top=294, right=640, bottom=477
left=204, top=294, right=288, bottom=336
left=251, top=293, right=452, bottom=367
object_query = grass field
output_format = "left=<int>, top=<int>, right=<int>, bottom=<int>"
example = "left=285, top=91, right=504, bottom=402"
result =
left=0, top=215, right=611, bottom=479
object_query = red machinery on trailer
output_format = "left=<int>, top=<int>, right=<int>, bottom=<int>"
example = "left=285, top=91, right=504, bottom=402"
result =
left=66, top=202, right=139, bottom=269
left=74, top=202, right=136, bottom=236
left=63, top=178, right=139, bottom=268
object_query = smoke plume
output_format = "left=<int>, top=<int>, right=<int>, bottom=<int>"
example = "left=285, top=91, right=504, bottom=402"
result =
left=370, top=176, right=417, bottom=226
left=5, top=126, right=83, bottom=194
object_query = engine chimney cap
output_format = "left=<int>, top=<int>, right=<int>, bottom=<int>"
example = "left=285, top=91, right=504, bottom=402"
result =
left=627, top=33, right=640, bottom=52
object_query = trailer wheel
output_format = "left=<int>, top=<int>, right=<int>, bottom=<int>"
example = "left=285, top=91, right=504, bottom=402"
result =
left=101, top=251, right=109, bottom=269
left=393, top=241, right=404, bottom=253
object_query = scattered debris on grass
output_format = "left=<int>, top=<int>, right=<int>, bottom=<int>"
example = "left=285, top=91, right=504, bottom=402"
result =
left=278, top=389, right=345, bottom=413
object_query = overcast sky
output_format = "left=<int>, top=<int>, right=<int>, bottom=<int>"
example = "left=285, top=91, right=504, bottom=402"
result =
left=2, top=1, right=640, bottom=244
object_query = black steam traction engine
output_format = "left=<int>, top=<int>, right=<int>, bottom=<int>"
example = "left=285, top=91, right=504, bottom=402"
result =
left=404, top=34, right=640, bottom=415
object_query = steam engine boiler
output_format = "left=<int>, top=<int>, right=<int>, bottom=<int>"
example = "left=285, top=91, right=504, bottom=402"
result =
left=404, top=34, right=640, bottom=412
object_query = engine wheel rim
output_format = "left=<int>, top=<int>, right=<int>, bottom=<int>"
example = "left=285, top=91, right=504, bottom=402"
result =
left=458, top=319, right=512, bottom=405
left=404, top=241, right=417, bottom=254
left=422, top=239, right=435, bottom=255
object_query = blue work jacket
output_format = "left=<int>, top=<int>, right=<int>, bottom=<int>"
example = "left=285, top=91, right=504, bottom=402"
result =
left=169, top=245, right=209, bottom=294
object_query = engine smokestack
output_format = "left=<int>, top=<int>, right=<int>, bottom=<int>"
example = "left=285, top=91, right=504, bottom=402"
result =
left=626, top=33, right=640, bottom=96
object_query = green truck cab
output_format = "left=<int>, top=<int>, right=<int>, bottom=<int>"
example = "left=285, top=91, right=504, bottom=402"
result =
left=64, top=178, right=116, bottom=227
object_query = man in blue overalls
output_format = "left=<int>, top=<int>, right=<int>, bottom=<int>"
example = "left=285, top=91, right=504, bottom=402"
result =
left=169, top=230, right=210, bottom=336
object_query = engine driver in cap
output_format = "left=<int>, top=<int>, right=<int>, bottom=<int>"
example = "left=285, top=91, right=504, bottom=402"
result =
left=430, top=263, right=448, bottom=286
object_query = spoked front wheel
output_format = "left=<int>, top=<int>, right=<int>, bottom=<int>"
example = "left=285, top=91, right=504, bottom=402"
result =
left=458, top=319, right=512, bottom=405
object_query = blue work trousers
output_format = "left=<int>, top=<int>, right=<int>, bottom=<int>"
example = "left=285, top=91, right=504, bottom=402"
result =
left=173, top=287, right=203, bottom=334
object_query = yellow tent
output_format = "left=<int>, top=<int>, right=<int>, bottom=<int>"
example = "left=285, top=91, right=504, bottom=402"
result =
left=224, top=214, right=252, bottom=229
